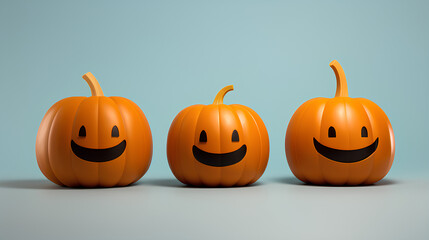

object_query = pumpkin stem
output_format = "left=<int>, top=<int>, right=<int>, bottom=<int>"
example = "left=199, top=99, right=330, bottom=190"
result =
left=82, top=72, right=104, bottom=97
left=330, top=60, right=348, bottom=97
left=213, top=85, right=234, bottom=104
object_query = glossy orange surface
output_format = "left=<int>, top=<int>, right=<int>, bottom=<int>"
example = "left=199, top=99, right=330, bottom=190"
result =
left=167, top=86, right=269, bottom=187
left=35, top=73, right=152, bottom=187
left=285, top=61, right=395, bottom=185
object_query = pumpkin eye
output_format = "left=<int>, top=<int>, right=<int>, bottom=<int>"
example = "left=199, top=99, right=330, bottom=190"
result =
left=232, top=130, right=239, bottom=142
left=328, top=126, right=336, bottom=138
left=199, top=130, right=207, bottom=143
left=111, top=125, right=119, bottom=138
left=361, top=126, right=368, bottom=137
left=79, top=126, right=86, bottom=137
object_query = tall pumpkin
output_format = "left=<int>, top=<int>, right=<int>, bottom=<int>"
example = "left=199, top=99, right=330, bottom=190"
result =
left=35, top=73, right=152, bottom=187
left=167, top=85, right=269, bottom=187
left=285, top=60, right=395, bottom=185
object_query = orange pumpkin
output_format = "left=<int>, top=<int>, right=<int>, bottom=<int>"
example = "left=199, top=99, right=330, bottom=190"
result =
left=285, top=60, right=395, bottom=185
left=35, top=73, right=152, bottom=187
left=167, top=85, right=269, bottom=187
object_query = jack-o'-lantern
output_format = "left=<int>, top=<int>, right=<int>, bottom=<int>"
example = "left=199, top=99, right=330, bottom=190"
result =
left=36, top=73, right=152, bottom=187
left=285, top=60, right=395, bottom=185
left=167, top=85, right=269, bottom=187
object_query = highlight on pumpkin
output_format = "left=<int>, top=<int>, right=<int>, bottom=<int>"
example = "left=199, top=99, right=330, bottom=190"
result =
left=213, top=85, right=234, bottom=104
left=330, top=60, right=348, bottom=98
left=82, top=72, right=104, bottom=97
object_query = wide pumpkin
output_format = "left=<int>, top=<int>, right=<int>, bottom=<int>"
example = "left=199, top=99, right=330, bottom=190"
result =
left=285, top=60, right=395, bottom=185
left=35, top=73, right=152, bottom=187
left=167, top=85, right=269, bottom=187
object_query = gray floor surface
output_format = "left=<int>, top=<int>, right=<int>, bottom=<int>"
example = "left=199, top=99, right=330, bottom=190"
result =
left=0, top=176, right=428, bottom=240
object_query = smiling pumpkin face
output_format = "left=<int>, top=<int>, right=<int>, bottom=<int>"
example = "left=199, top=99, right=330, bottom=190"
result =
left=36, top=73, right=152, bottom=188
left=70, top=97, right=127, bottom=163
left=167, top=86, right=269, bottom=187
left=285, top=60, right=395, bottom=185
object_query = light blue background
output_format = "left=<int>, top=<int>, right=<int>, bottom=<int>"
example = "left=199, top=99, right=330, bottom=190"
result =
left=1, top=0, right=428, bottom=180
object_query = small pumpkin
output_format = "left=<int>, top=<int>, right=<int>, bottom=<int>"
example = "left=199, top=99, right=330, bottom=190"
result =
left=167, top=85, right=269, bottom=187
left=36, top=73, right=152, bottom=187
left=285, top=60, right=395, bottom=185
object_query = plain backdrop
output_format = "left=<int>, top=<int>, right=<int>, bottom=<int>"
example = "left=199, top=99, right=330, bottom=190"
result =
left=1, top=1, right=429, bottom=240
left=0, top=1, right=429, bottom=178
left=1, top=0, right=428, bottom=180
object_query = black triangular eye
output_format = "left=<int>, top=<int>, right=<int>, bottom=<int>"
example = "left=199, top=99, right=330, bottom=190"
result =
left=232, top=130, right=239, bottom=142
left=328, top=127, right=336, bottom=138
left=111, top=126, right=119, bottom=138
left=79, top=126, right=86, bottom=137
left=361, top=126, right=368, bottom=137
left=199, top=130, right=207, bottom=143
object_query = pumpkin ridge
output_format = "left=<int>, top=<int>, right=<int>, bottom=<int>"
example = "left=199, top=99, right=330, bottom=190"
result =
left=286, top=100, right=310, bottom=183
left=316, top=99, right=329, bottom=185
left=61, top=98, right=85, bottom=187
left=225, top=104, right=247, bottom=186
left=111, top=97, right=152, bottom=186
left=349, top=101, right=374, bottom=185
left=97, top=97, right=100, bottom=186
left=110, top=97, right=128, bottom=186
left=184, top=105, right=205, bottom=186
left=359, top=102, right=384, bottom=184
left=45, top=102, right=64, bottom=185
left=107, top=97, right=128, bottom=187
left=342, top=98, right=351, bottom=185
left=70, top=97, right=99, bottom=187
left=167, top=106, right=194, bottom=184
left=235, top=105, right=252, bottom=186
left=236, top=104, right=264, bottom=185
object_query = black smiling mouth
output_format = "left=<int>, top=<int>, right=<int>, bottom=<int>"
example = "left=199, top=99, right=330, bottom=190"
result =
left=192, top=144, right=247, bottom=167
left=71, top=140, right=126, bottom=162
left=313, top=138, right=378, bottom=163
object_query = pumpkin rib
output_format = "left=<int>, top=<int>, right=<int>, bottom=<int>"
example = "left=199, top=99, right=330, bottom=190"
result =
left=114, top=98, right=127, bottom=186
left=337, top=98, right=355, bottom=185
left=41, top=101, right=65, bottom=186
left=236, top=105, right=265, bottom=185
left=96, top=97, right=100, bottom=187
left=222, top=104, right=247, bottom=187
left=167, top=106, right=194, bottom=184
left=128, top=98, right=152, bottom=185
left=233, top=105, right=253, bottom=186
left=248, top=107, right=266, bottom=185
left=102, top=97, right=127, bottom=187
left=69, top=97, right=99, bottom=187
left=287, top=101, right=307, bottom=183
left=48, top=108, right=64, bottom=185
left=312, top=99, right=328, bottom=184
left=216, top=104, right=223, bottom=186
left=286, top=100, right=310, bottom=183
left=359, top=103, right=379, bottom=185
left=110, top=97, right=152, bottom=186
left=112, top=98, right=132, bottom=186
left=182, top=105, right=205, bottom=186
left=360, top=100, right=394, bottom=184
left=346, top=100, right=375, bottom=185
left=53, top=98, right=84, bottom=187
left=192, top=105, right=208, bottom=186
left=301, top=99, right=326, bottom=184
left=341, top=98, right=351, bottom=185
left=195, top=104, right=222, bottom=186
